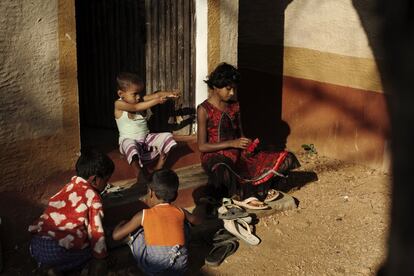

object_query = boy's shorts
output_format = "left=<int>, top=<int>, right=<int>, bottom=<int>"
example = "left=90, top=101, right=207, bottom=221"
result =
left=129, top=228, right=188, bottom=275
left=30, top=235, right=92, bottom=272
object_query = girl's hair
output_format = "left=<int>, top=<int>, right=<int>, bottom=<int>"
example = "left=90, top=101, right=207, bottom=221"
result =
left=148, top=169, right=179, bottom=203
left=204, top=62, right=241, bottom=89
left=116, top=72, right=144, bottom=91
left=75, top=149, right=115, bottom=179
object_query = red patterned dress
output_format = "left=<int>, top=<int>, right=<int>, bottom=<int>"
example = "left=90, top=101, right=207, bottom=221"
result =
left=200, top=100, right=294, bottom=197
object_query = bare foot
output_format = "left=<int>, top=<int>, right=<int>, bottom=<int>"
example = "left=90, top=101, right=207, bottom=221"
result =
left=264, top=189, right=280, bottom=202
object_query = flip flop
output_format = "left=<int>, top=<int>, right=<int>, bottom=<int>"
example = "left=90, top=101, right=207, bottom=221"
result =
left=218, top=204, right=249, bottom=220
left=223, top=219, right=261, bottom=246
left=238, top=216, right=253, bottom=224
left=205, top=240, right=239, bottom=266
left=232, top=197, right=269, bottom=210
left=212, top=229, right=239, bottom=243
left=264, top=189, right=280, bottom=203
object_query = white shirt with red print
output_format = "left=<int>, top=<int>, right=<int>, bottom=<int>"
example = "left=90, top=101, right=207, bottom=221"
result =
left=28, top=176, right=107, bottom=259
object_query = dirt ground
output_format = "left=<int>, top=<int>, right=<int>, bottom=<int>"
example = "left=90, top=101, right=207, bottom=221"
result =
left=2, top=152, right=390, bottom=276
left=195, top=152, right=390, bottom=276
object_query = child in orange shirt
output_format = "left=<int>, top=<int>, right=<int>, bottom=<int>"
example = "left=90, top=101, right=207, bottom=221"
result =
left=112, top=169, right=201, bottom=275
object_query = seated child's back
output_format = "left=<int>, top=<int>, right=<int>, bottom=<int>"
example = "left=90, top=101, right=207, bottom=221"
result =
left=28, top=150, right=114, bottom=273
left=112, top=169, right=201, bottom=275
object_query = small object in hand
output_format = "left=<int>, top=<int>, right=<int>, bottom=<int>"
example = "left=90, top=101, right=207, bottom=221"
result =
left=246, top=138, right=260, bottom=155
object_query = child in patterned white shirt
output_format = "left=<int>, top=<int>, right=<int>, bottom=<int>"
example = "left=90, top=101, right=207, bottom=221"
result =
left=28, top=149, right=114, bottom=274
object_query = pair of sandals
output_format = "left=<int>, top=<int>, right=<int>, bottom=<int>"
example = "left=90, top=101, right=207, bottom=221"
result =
left=218, top=199, right=260, bottom=246
left=205, top=228, right=239, bottom=266
left=205, top=202, right=257, bottom=267
left=232, top=189, right=280, bottom=210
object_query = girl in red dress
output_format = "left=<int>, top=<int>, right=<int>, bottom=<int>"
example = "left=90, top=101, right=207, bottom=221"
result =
left=197, top=63, right=299, bottom=208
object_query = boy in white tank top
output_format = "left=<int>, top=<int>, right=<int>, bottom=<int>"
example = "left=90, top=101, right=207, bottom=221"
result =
left=114, top=72, right=179, bottom=184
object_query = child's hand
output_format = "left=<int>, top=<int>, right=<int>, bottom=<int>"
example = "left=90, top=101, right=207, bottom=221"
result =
left=170, top=90, right=181, bottom=98
left=159, top=90, right=181, bottom=99
left=230, top=137, right=251, bottom=149
left=156, top=95, right=168, bottom=104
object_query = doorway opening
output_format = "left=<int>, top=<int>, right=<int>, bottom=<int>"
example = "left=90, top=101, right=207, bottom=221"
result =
left=75, top=0, right=196, bottom=153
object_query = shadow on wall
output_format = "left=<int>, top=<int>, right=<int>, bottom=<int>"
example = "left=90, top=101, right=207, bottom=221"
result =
left=237, top=0, right=390, bottom=166
left=351, top=0, right=387, bottom=86
left=284, top=78, right=389, bottom=137
left=148, top=100, right=196, bottom=133
left=237, top=0, right=293, bottom=148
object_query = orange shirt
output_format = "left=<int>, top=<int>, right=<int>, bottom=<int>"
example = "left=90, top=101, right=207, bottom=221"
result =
left=142, top=204, right=185, bottom=246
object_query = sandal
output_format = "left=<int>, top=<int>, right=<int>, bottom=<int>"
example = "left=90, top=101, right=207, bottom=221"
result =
left=218, top=206, right=249, bottom=220
left=232, top=197, right=269, bottom=210
left=212, top=229, right=239, bottom=243
left=264, top=189, right=280, bottom=203
left=223, top=219, right=261, bottom=245
left=205, top=239, right=239, bottom=266
left=218, top=198, right=250, bottom=219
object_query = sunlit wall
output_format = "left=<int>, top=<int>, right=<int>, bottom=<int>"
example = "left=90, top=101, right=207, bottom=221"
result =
left=283, top=0, right=390, bottom=169
left=0, top=0, right=80, bottom=194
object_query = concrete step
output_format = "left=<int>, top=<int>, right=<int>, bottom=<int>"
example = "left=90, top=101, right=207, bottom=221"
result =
left=103, top=164, right=208, bottom=225
left=38, top=135, right=200, bottom=204
left=102, top=162, right=300, bottom=226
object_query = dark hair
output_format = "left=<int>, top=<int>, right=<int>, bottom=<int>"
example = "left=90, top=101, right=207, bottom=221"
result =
left=148, top=169, right=179, bottom=203
left=75, top=149, right=115, bottom=179
left=204, top=62, right=241, bottom=89
left=116, top=72, right=144, bottom=92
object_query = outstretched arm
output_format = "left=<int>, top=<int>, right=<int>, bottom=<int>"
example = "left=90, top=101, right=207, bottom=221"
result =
left=112, top=211, right=143, bottom=241
left=143, top=90, right=180, bottom=101
left=197, top=105, right=251, bottom=152
left=115, top=96, right=167, bottom=113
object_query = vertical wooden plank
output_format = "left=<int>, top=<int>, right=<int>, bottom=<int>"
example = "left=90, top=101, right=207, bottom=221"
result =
left=177, top=0, right=184, bottom=107
left=171, top=0, right=178, bottom=92
left=183, top=0, right=190, bottom=107
left=190, top=0, right=195, bottom=107
left=145, top=0, right=152, bottom=94
left=165, top=0, right=172, bottom=89
left=151, top=1, right=159, bottom=92
left=159, top=0, right=166, bottom=90
left=141, top=0, right=146, bottom=79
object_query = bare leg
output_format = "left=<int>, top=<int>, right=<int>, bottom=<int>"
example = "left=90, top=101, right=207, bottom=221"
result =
left=154, top=143, right=177, bottom=171
left=132, top=156, right=150, bottom=185
left=154, top=151, right=167, bottom=171
left=132, top=156, right=142, bottom=182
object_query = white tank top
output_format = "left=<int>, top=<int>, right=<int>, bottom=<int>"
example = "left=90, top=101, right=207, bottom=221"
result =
left=115, top=111, right=149, bottom=143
